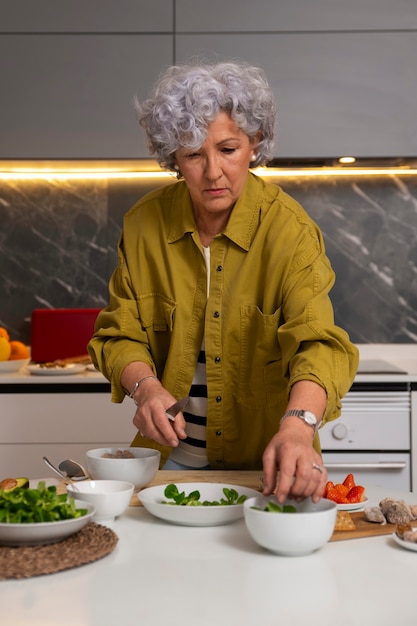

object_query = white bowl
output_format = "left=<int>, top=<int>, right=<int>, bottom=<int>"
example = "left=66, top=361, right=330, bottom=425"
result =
left=139, top=482, right=260, bottom=527
left=0, top=500, right=95, bottom=546
left=243, top=495, right=337, bottom=556
left=86, top=447, right=160, bottom=490
left=67, top=480, right=134, bottom=521
left=0, top=358, right=30, bottom=374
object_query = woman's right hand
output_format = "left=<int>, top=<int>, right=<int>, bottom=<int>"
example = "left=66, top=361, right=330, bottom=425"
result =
left=131, top=378, right=187, bottom=447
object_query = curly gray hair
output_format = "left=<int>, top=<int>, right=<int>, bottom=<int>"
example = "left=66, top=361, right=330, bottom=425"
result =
left=134, top=61, right=276, bottom=172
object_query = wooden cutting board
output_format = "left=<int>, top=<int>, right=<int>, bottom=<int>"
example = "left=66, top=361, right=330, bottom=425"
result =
left=331, top=512, right=417, bottom=542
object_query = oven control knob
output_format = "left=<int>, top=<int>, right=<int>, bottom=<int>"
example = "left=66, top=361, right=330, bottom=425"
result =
left=332, top=422, right=348, bottom=440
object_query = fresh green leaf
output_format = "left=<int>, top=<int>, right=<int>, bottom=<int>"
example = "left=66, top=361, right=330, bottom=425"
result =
left=250, top=502, right=297, bottom=513
left=0, top=481, right=88, bottom=524
left=161, top=484, right=248, bottom=507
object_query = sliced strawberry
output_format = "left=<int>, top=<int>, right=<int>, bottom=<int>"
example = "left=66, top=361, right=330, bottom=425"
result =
left=326, top=486, right=349, bottom=504
left=322, top=481, right=334, bottom=498
left=343, top=473, right=356, bottom=490
left=346, top=485, right=365, bottom=503
left=334, top=483, right=349, bottom=497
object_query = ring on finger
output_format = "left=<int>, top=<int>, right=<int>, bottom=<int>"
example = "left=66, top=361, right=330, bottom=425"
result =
left=312, top=462, right=324, bottom=474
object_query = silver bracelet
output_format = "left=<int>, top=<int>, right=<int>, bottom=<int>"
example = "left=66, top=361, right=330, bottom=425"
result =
left=129, top=375, right=158, bottom=399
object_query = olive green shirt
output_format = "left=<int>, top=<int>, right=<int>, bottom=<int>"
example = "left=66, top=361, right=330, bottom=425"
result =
left=88, top=172, right=358, bottom=469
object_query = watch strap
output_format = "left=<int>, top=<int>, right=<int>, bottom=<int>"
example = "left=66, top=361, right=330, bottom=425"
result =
left=280, top=409, right=318, bottom=434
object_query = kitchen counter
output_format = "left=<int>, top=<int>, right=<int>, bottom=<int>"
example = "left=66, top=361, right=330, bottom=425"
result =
left=0, top=366, right=109, bottom=386
left=1, top=471, right=416, bottom=626
left=1, top=343, right=417, bottom=481
left=354, top=343, right=417, bottom=384
left=0, top=343, right=416, bottom=385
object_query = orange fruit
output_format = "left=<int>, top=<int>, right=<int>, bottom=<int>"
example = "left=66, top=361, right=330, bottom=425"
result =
left=0, top=336, right=11, bottom=361
left=9, top=340, right=30, bottom=360
left=0, top=327, right=10, bottom=342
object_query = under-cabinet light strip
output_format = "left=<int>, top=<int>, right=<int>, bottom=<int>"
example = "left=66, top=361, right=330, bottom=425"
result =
left=1, top=167, right=417, bottom=180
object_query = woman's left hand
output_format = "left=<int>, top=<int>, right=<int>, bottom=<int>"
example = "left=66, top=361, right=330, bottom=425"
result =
left=262, top=422, right=327, bottom=503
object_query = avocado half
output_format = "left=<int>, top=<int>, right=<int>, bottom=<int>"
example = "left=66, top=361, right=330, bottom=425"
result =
left=0, top=477, right=30, bottom=492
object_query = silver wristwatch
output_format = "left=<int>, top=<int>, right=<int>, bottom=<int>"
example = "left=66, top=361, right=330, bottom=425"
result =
left=280, top=409, right=318, bottom=434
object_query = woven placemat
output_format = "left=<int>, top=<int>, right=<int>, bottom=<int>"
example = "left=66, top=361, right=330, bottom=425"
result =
left=0, top=522, right=118, bottom=580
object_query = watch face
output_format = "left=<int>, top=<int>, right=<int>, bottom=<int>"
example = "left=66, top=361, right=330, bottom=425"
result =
left=303, top=411, right=317, bottom=426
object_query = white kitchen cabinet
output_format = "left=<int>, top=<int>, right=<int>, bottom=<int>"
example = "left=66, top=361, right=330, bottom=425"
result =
left=176, top=32, right=417, bottom=158
left=176, top=0, right=417, bottom=31
left=0, top=35, right=172, bottom=158
left=0, top=392, right=137, bottom=479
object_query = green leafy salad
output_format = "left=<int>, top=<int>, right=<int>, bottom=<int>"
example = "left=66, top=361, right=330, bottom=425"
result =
left=251, top=502, right=297, bottom=513
left=0, top=481, right=88, bottom=524
left=162, top=483, right=248, bottom=507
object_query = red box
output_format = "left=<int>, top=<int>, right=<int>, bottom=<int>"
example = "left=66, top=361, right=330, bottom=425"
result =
left=30, top=308, right=101, bottom=362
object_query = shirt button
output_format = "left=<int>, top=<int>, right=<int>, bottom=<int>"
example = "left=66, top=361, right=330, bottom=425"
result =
left=213, top=311, right=220, bottom=318
left=216, top=265, right=223, bottom=272
left=216, top=396, right=222, bottom=403
left=216, top=459, right=223, bottom=465
left=214, top=356, right=221, bottom=363
left=216, top=431, right=222, bottom=436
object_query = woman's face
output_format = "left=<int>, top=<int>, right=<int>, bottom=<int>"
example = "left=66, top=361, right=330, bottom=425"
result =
left=175, top=111, right=258, bottom=218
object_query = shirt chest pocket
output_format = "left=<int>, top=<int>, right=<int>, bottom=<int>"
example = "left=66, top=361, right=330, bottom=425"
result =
left=137, top=293, right=176, bottom=332
left=239, top=304, right=283, bottom=407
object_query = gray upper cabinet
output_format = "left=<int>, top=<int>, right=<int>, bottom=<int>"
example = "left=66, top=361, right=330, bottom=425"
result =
left=176, top=0, right=417, bottom=31
left=0, top=0, right=173, bottom=32
left=175, top=31, right=417, bottom=158
left=0, top=0, right=416, bottom=159
left=0, top=0, right=173, bottom=159
left=175, top=0, right=417, bottom=158
left=0, top=34, right=172, bottom=158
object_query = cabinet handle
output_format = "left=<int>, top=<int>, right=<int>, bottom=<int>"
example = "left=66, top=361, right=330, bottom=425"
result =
left=324, top=462, right=407, bottom=470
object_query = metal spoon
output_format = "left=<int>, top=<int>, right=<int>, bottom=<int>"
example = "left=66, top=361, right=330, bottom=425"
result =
left=42, top=456, right=80, bottom=491
left=58, top=458, right=90, bottom=481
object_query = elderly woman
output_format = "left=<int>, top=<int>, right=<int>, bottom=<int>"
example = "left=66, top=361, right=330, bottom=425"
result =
left=88, top=60, right=358, bottom=503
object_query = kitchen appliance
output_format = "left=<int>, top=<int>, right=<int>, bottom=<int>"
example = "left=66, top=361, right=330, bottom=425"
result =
left=320, top=382, right=411, bottom=491
left=30, top=308, right=101, bottom=362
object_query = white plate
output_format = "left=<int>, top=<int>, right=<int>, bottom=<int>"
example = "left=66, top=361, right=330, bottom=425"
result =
left=86, top=363, right=97, bottom=371
left=0, top=500, right=95, bottom=546
left=392, top=530, right=417, bottom=552
left=27, top=363, right=86, bottom=376
left=138, top=482, right=260, bottom=527
left=0, top=359, right=30, bottom=374
left=336, top=497, right=369, bottom=511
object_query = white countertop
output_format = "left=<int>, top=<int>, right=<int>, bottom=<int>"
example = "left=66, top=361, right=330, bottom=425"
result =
left=1, top=482, right=416, bottom=626
left=1, top=344, right=416, bottom=385
left=0, top=367, right=108, bottom=385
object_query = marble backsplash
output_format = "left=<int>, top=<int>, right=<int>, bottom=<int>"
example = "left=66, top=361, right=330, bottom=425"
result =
left=1, top=171, right=416, bottom=345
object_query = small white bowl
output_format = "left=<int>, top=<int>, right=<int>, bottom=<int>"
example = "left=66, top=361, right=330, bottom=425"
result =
left=67, top=480, right=134, bottom=521
left=86, top=447, right=160, bottom=490
left=243, top=495, right=337, bottom=556
left=0, top=358, right=30, bottom=374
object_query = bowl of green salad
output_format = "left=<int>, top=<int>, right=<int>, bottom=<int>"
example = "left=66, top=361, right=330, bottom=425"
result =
left=0, top=480, right=95, bottom=546
left=243, top=495, right=337, bottom=556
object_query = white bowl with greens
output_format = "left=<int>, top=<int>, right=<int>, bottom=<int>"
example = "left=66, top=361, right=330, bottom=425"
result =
left=138, top=482, right=260, bottom=526
left=243, top=495, right=337, bottom=556
left=0, top=481, right=95, bottom=546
